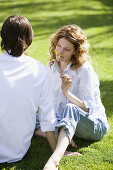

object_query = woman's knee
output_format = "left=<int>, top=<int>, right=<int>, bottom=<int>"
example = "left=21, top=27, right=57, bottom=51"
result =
left=93, top=119, right=107, bottom=141
left=63, top=103, right=80, bottom=122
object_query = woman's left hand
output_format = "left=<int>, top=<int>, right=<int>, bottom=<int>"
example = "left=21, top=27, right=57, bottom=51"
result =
left=60, top=73, right=72, bottom=95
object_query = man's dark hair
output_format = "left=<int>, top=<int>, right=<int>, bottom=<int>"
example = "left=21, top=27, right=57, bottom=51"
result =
left=0, top=15, right=33, bottom=57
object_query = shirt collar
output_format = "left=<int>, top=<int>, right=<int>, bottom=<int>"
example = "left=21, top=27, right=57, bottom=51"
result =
left=51, top=60, right=76, bottom=76
left=2, top=51, right=25, bottom=59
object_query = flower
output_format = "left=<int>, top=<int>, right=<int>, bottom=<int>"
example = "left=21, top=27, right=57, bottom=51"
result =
left=55, top=49, right=61, bottom=59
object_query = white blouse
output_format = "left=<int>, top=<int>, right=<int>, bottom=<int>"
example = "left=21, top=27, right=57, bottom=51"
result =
left=47, top=61, right=109, bottom=130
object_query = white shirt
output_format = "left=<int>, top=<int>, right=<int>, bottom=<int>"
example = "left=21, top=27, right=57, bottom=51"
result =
left=47, top=61, right=109, bottom=130
left=0, top=52, right=57, bottom=163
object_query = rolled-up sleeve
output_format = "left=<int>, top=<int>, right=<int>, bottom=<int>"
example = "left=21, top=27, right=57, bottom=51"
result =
left=78, top=66, right=97, bottom=114
left=38, top=68, right=57, bottom=132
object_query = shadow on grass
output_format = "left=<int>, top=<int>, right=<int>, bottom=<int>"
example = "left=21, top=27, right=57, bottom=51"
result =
left=93, top=0, right=113, bottom=7
left=0, top=0, right=113, bottom=39
left=100, top=80, right=113, bottom=118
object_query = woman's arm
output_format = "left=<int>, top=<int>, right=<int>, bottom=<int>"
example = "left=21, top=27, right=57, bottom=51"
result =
left=65, top=91, right=89, bottom=112
left=60, top=74, right=89, bottom=112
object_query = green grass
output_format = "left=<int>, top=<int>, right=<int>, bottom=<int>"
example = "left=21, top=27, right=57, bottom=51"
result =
left=0, top=0, right=113, bottom=169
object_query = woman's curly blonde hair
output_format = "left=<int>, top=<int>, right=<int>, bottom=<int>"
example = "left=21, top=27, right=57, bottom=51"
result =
left=49, top=25, right=89, bottom=70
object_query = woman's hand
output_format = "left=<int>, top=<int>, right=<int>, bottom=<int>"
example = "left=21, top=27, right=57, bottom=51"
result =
left=60, top=74, right=89, bottom=112
left=60, top=73, right=72, bottom=95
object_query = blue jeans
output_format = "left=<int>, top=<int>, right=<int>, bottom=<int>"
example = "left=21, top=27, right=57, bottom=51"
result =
left=36, top=103, right=107, bottom=142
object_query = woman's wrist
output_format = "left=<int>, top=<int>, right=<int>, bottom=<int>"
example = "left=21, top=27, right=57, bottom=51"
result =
left=62, top=90, right=69, bottom=96
left=62, top=90, right=70, bottom=97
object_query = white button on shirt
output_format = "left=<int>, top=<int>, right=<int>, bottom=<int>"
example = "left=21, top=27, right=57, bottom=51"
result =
left=47, top=61, right=109, bottom=129
left=0, top=52, right=57, bottom=163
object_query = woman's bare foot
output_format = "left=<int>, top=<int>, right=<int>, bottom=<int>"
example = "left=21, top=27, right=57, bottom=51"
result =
left=34, top=128, right=46, bottom=138
left=64, top=150, right=82, bottom=156
left=70, top=138, right=77, bottom=148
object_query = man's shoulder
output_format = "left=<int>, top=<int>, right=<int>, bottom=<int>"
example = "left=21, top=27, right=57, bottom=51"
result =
left=24, top=54, right=47, bottom=72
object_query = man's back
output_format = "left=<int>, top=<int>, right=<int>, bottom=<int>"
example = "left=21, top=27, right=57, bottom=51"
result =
left=0, top=52, right=45, bottom=163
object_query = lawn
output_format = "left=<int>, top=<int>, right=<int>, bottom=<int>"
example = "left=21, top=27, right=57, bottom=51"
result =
left=0, top=0, right=113, bottom=169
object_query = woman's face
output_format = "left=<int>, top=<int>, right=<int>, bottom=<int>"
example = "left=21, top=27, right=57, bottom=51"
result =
left=55, top=37, right=75, bottom=64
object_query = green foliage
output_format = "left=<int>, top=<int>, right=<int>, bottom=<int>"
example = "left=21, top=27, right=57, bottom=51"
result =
left=0, top=0, right=113, bottom=169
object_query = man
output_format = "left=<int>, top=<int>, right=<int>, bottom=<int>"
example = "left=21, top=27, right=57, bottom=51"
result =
left=0, top=15, right=57, bottom=164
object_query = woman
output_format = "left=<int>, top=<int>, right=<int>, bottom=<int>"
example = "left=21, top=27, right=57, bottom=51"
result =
left=37, top=25, right=110, bottom=169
